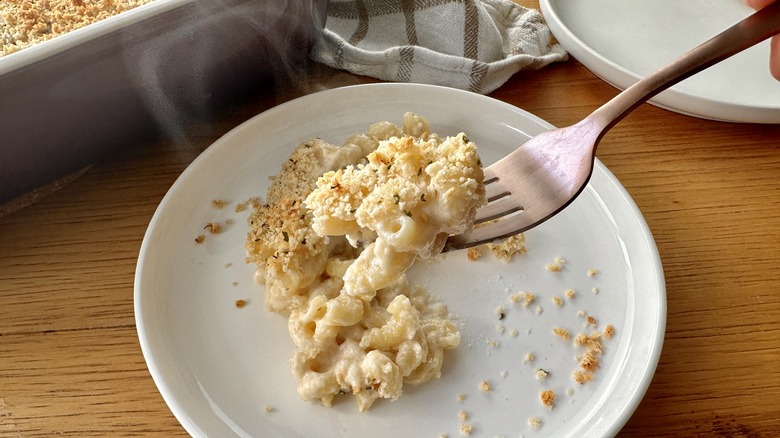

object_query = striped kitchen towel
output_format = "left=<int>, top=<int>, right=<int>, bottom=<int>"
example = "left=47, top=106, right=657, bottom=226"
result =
left=310, top=0, right=567, bottom=94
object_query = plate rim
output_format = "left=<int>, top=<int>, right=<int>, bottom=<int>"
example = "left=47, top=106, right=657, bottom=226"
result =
left=134, top=82, right=666, bottom=437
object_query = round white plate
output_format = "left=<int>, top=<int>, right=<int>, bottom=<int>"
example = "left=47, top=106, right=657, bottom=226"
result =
left=135, top=83, right=666, bottom=437
left=540, top=0, right=780, bottom=123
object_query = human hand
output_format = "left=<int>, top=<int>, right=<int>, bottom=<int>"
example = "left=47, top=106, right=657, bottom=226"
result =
left=746, top=0, right=780, bottom=79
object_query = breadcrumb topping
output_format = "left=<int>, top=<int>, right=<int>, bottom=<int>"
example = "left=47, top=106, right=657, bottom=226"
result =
left=1, top=0, right=154, bottom=56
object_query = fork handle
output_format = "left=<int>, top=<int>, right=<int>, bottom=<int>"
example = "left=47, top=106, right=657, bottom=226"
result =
left=590, top=1, right=780, bottom=133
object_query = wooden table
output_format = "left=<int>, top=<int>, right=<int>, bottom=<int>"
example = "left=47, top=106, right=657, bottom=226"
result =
left=2, top=28, right=780, bottom=438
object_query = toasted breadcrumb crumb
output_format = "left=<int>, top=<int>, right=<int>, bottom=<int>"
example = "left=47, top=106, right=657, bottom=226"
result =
left=552, top=296, right=563, bottom=306
left=573, top=370, right=593, bottom=384
left=195, top=234, right=205, bottom=244
left=571, top=331, right=607, bottom=384
left=540, top=389, right=555, bottom=408
left=510, top=329, right=519, bottom=337
left=553, top=327, right=570, bottom=340
left=535, top=305, right=543, bottom=315
left=565, top=289, right=576, bottom=299
left=211, top=199, right=227, bottom=209
left=460, top=423, right=473, bottom=435
left=566, top=388, right=574, bottom=396
left=479, top=380, right=491, bottom=392
left=545, top=256, right=566, bottom=272
left=524, top=352, right=535, bottom=363
left=467, top=247, right=482, bottom=261
left=458, top=410, right=468, bottom=421
left=457, top=393, right=466, bottom=402
left=264, top=405, right=274, bottom=413
left=235, top=299, right=247, bottom=308
left=528, top=417, right=542, bottom=429
left=587, top=268, right=598, bottom=277
left=586, top=316, right=597, bottom=327
left=535, top=369, right=549, bottom=380
left=486, top=233, right=526, bottom=262
left=581, top=353, right=600, bottom=372
left=489, top=340, right=499, bottom=348
left=204, top=222, right=222, bottom=234
left=517, top=291, right=535, bottom=307
left=592, top=287, right=599, bottom=294
left=603, top=324, right=615, bottom=339
left=576, top=309, right=586, bottom=317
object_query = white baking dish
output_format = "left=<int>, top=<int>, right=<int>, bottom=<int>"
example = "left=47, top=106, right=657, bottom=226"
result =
left=0, top=0, right=326, bottom=203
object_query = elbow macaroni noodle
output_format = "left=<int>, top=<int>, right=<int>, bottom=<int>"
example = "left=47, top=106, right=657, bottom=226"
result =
left=246, top=113, right=484, bottom=411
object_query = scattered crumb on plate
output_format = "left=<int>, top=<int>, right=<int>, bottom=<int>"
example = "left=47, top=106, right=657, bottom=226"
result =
left=545, top=256, right=566, bottom=272
left=540, top=389, right=555, bottom=408
left=604, top=324, right=615, bottom=339
left=204, top=222, right=222, bottom=234
left=553, top=327, right=570, bottom=340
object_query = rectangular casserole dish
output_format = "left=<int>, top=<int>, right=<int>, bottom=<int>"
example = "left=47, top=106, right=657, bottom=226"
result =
left=0, top=0, right=326, bottom=203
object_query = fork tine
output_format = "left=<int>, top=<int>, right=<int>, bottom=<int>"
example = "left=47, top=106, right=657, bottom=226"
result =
left=474, top=196, right=523, bottom=223
left=484, top=179, right=509, bottom=201
left=448, top=212, right=535, bottom=250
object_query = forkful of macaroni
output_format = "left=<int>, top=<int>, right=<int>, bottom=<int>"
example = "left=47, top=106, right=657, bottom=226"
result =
left=447, top=1, right=780, bottom=250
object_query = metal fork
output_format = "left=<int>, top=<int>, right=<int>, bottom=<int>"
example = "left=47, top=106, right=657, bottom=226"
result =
left=447, top=2, right=780, bottom=250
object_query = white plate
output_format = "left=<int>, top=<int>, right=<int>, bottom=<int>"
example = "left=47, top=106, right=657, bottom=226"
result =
left=135, top=83, right=666, bottom=437
left=540, top=0, right=780, bottom=123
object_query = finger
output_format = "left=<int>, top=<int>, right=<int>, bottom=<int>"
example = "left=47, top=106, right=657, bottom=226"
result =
left=771, top=36, right=780, bottom=80
left=745, top=0, right=776, bottom=9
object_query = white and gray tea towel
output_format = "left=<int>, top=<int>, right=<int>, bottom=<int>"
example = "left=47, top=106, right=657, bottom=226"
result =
left=310, top=0, right=568, bottom=94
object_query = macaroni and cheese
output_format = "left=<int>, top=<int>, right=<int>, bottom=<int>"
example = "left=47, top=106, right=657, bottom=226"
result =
left=246, top=113, right=485, bottom=411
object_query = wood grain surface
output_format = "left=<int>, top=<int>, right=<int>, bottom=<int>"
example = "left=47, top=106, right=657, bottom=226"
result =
left=2, top=6, right=780, bottom=437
